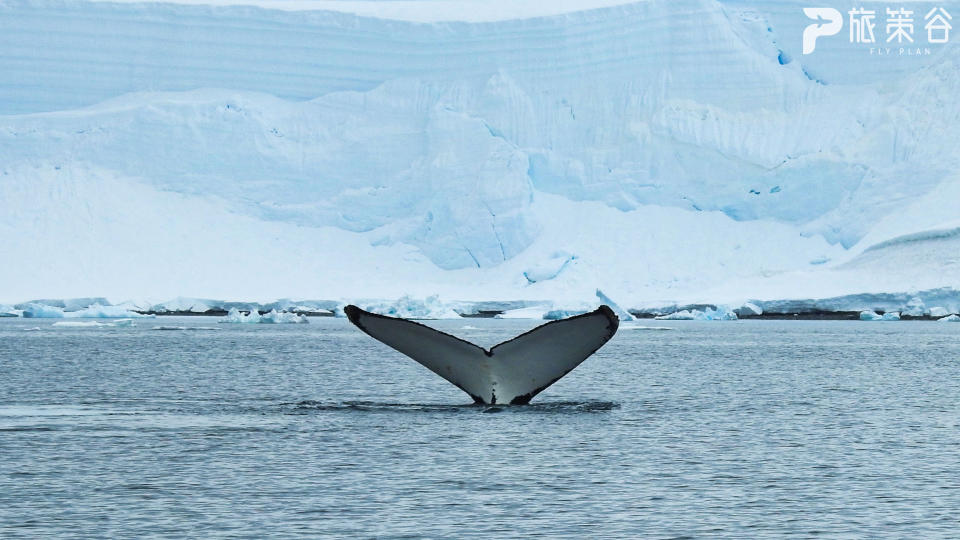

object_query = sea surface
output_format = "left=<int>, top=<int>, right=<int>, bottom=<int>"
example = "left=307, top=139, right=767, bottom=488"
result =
left=1, top=317, right=958, bottom=538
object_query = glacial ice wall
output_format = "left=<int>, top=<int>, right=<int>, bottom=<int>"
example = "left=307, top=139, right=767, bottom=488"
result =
left=1, top=0, right=958, bottom=302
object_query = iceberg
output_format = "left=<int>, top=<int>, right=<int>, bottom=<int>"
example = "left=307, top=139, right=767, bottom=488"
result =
left=929, top=307, right=952, bottom=318
left=902, top=298, right=927, bottom=317
left=595, top=289, right=634, bottom=322
left=655, top=308, right=737, bottom=321
left=220, top=307, right=258, bottom=323
left=937, top=314, right=960, bottom=322
left=69, top=304, right=153, bottom=318
left=260, top=309, right=309, bottom=324
left=734, top=303, right=763, bottom=317
left=219, top=307, right=307, bottom=324
left=21, top=302, right=149, bottom=318
left=655, top=310, right=696, bottom=320
left=858, top=310, right=903, bottom=321
left=151, top=297, right=221, bottom=313
left=22, top=303, right=65, bottom=318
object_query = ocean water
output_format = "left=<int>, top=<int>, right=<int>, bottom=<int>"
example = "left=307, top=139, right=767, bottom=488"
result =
left=1, top=317, right=958, bottom=538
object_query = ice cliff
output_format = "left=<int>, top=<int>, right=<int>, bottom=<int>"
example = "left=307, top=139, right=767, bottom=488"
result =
left=1, top=0, right=958, bottom=307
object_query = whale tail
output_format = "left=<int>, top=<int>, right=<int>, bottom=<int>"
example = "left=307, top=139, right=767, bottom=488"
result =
left=344, top=305, right=619, bottom=404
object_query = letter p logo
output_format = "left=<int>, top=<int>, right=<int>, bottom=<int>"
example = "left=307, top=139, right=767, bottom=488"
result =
left=802, top=8, right=843, bottom=54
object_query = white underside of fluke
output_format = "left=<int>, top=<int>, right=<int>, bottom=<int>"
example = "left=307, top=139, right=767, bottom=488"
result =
left=345, top=305, right=619, bottom=404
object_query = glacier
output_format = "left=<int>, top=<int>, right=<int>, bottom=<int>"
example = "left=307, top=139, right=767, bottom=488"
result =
left=1, top=0, right=959, bottom=311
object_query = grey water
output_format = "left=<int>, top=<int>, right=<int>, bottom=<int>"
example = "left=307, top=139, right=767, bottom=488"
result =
left=1, top=317, right=958, bottom=538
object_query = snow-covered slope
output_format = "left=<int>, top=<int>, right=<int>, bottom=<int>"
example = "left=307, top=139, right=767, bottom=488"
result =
left=1, top=0, right=958, bottom=307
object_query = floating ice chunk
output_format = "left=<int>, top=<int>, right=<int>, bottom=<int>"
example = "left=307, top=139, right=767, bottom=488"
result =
left=22, top=303, right=65, bottom=318
left=705, top=307, right=738, bottom=321
left=220, top=307, right=306, bottom=323
left=881, top=312, right=900, bottom=321
left=261, top=309, right=309, bottom=324
left=23, top=327, right=42, bottom=331
left=221, top=307, right=258, bottom=323
left=859, top=310, right=883, bottom=321
left=938, top=314, right=960, bottom=322
left=929, top=307, right=951, bottom=318
left=0, top=305, right=18, bottom=317
left=734, top=302, right=763, bottom=317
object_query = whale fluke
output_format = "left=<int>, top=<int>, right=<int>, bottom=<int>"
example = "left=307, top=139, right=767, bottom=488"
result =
left=344, top=305, right=619, bottom=405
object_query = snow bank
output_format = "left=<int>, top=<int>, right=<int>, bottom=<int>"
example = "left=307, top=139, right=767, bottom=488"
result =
left=523, top=253, right=576, bottom=284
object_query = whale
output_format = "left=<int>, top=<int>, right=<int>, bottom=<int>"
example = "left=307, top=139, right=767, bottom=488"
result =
left=344, top=304, right=619, bottom=404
